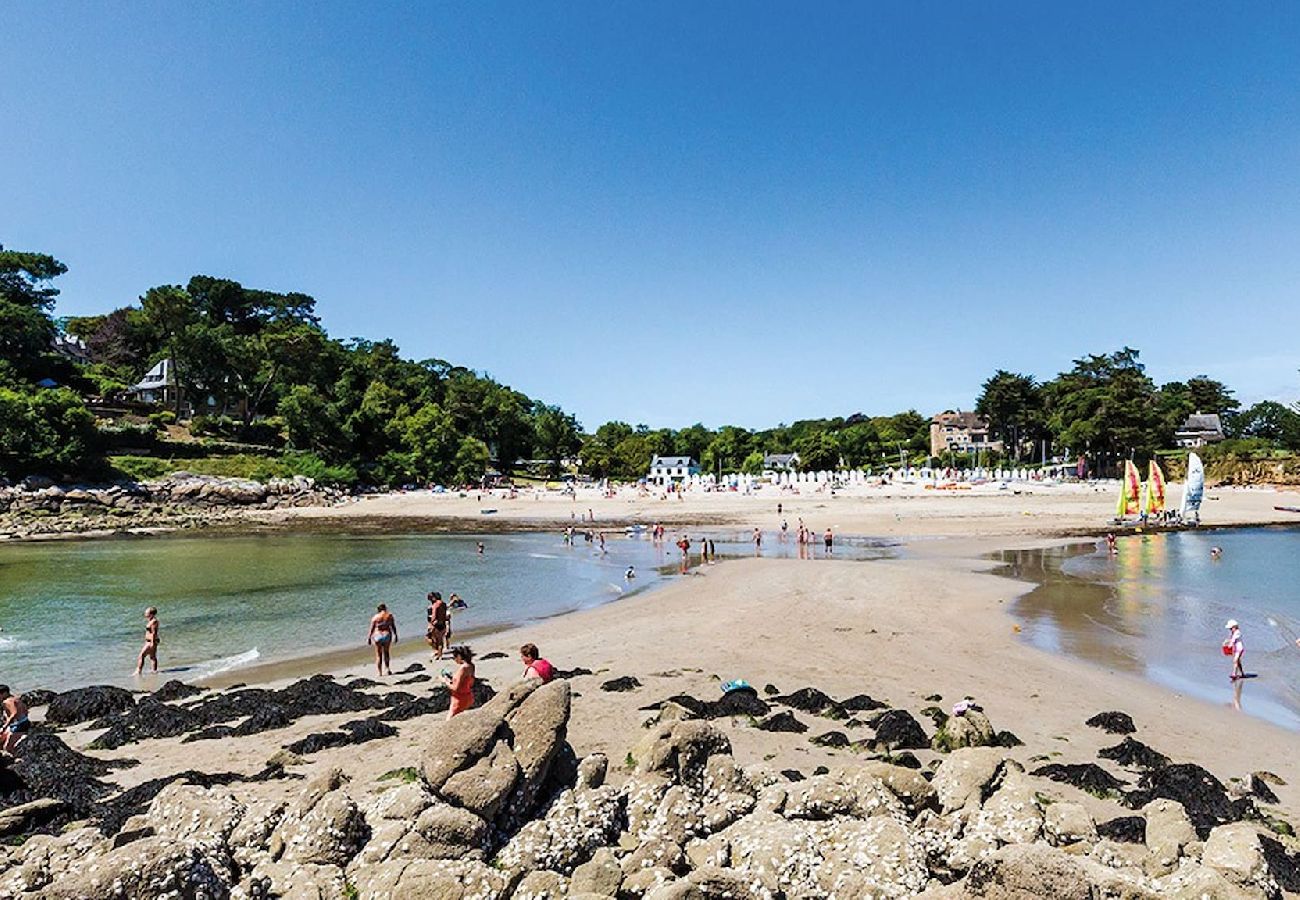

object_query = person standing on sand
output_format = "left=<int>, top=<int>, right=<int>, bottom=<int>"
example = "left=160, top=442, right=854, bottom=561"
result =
left=135, top=607, right=160, bottom=676
left=824, top=528, right=833, bottom=554
left=520, top=643, right=555, bottom=683
left=445, top=646, right=476, bottom=718
left=0, top=686, right=30, bottom=755
left=1224, top=620, right=1245, bottom=681
left=368, top=603, right=398, bottom=676
left=426, top=592, right=448, bottom=660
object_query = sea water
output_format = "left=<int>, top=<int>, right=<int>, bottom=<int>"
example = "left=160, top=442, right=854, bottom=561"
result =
left=1010, top=527, right=1300, bottom=731
left=0, top=529, right=891, bottom=692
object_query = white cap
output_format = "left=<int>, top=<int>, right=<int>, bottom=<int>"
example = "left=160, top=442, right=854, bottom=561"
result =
left=1225, top=619, right=1239, bottom=629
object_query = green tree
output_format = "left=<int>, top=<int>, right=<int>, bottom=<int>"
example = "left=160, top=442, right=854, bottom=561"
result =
left=673, top=423, right=712, bottom=460
left=1042, top=348, right=1162, bottom=474
left=0, top=386, right=97, bottom=478
left=975, top=371, right=1043, bottom=461
left=794, top=431, right=840, bottom=471
left=533, top=404, right=582, bottom=478
left=838, top=422, right=879, bottom=468
left=453, top=436, right=491, bottom=485
left=278, top=384, right=340, bottom=455
left=1234, top=401, right=1300, bottom=450
left=402, top=403, right=462, bottom=484
left=0, top=247, right=67, bottom=382
left=740, top=451, right=765, bottom=475
left=701, top=426, right=753, bottom=475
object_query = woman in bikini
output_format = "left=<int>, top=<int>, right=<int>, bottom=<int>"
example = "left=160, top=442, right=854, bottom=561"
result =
left=135, top=607, right=160, bottom=676
left=445, top=645, right=476, bottom=718
left=368, top=603, right=398, bottom=676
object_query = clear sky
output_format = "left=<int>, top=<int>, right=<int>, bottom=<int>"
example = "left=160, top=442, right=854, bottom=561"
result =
left=4, top=2, right=1299, bottom=429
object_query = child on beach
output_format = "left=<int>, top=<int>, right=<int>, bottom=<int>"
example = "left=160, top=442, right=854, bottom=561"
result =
left=0, top=686, right=30, bottom=755
left=368, top=603, right=398, bottom=676
left=1224, top=620, right=1245, bottom=681
left=134, top=607, right=160, bottom=676
left=445, top=646, right=476, bottom=718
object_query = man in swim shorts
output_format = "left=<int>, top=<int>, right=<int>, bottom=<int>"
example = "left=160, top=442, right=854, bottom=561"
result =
left=0, top=685, right=30, bottom=754
left=135, top=607, right=160, bottom=676
left=426, top=592, right=448, bottom=660
left=368, top=603, right=398, bottom=676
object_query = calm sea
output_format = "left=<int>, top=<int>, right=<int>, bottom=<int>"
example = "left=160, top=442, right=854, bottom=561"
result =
left=0, top=529, right=891, bottom=692
left=1006, top=527, right=1300, bottom=730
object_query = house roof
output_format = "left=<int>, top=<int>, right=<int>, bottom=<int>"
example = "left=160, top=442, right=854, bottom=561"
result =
left=1178, top=413, right=1224, bottom=434
left=932, top=410, right=987, bottom=427
left=130, top=359, right=177, bottom=392
left=763, top=453, right=799, bottom=465
left=650, top=456, right=697, bottom=468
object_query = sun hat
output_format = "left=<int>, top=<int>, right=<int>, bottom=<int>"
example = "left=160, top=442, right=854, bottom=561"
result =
left=1225, top=619, right=1239, bottom=629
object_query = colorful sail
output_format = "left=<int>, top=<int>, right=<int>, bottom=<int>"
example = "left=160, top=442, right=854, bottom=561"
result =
left=1180, top=452, right=1205, bottom=522
left=1145, top=460, right=1166, bottom=515
left=1116, top=460, right=1141, bottom=517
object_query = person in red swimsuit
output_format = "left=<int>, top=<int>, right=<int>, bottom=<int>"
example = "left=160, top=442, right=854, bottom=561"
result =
left=445, top=646, right=476, bottom=718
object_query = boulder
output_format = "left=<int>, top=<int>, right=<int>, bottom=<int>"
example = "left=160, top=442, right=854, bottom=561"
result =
left=861, top=761, right=938, bottom=813
left=419, top=708, right=505, bottom=792
left=271, top=771, right=367, bottom=867
left=634, top=721, right=732, bottom=787
left=0, top=799, right=65, bottom=837
left=969, top=767, right=1043, bottom=846
left=494, top=784, right=625, bottom=875
left=780, top=771, right=905, bottom=822
left=42, top=835, right=236, bottom=899
left=514, top=868, right=570, bottom=896
left=1044, top=802, right=1097, bottom=847
left=577, top=753, right=608, bottom=790
left=1202, top=823, right=1272, bottom=890
left=1143, top=798, right=1198, bottom=876
left=570, top=846, right=623, bottom=896
left=814, top=816, right=929, bottom=897
left=439, top=742, right=520, bottom=821
left=932, top=747, right=1007, bottom=813
left=937, top=710, right=996, bottom=751
left=964, top=843, right=1093, bottom=899
left=410, top=803, right=489, bottom=858
left=500, top=679, right=571, bottom=824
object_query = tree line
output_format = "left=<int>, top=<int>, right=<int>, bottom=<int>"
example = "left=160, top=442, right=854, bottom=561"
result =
left=3, top=244, right=1298, bottom=485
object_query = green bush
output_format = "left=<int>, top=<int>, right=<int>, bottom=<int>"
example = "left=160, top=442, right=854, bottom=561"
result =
left=0, top=386, right=98, bottom=479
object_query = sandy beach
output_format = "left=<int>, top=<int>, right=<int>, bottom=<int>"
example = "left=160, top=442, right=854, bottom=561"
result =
left=4, top=488, right=1298, bottom=897
left=267, top=479, right=1300, bottom=538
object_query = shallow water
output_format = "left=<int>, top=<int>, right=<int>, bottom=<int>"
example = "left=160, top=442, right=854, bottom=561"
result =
left=1002, top=527, right=1300, bottom=731
left=0, top=529, right=891, bottom=692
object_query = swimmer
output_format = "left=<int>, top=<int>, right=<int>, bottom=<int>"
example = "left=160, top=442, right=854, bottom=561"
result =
left=0, top=685, right=30, bottom=755
left=476, top=541, right=485, bottom=556
left=625, top=566, right=636, bottom=580
left=1105, top=533, right=1117, bottom=555
left=1210, top=547, right=1223, bottom=559
left=368, top=603, right=398, bottom=676
left=134, top=607, right=160, bottom=676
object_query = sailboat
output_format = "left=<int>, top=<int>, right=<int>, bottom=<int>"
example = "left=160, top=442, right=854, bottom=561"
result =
left=1116, top=459, right=1142, bottom=519
left=1144, top=460, right=1167, bottom=518
left=1179, top=452, right=1205, bottom=525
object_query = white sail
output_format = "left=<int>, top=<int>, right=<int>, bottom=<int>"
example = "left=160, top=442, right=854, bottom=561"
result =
left=1180, top=452, right=1205, bottom=522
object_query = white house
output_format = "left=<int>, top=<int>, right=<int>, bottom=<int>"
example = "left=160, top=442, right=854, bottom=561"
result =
left=1174, top=413, right=1225, bottom=448
left=647, top=455, right=699, bottom=486
left=762, top=452, right=800, bottom=474
left=128, top=359, right=180, bottom=406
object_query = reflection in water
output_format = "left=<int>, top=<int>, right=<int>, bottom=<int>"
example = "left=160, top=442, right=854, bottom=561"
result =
left=995, top=528, right=1300, bottom=732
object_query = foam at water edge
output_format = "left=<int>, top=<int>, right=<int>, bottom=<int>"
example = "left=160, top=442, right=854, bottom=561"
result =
left=197, top=648, right=260, bottom=677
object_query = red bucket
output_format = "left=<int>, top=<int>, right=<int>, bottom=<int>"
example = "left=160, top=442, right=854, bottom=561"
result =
left=1221, top=644, right=1235, bottom=656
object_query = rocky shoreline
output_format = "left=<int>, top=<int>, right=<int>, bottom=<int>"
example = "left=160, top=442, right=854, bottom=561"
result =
left=0, top=473, right=345, bottom=541
left=0, top=666, right=1297, bottom=899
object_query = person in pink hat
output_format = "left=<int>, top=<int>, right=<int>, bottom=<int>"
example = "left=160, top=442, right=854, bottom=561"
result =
left=1224, top=620, right=1245, bottom=681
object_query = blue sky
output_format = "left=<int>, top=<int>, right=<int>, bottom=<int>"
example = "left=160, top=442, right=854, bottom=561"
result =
left=4, top=2, right=1299, bottom=429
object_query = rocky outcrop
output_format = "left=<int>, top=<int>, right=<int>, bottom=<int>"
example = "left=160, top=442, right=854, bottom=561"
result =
left=0, top=473, right=343, bottom=540
left=0, top=682, right=1292, bottom=900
